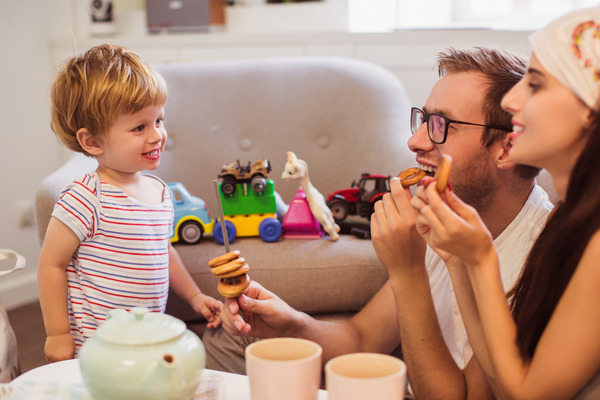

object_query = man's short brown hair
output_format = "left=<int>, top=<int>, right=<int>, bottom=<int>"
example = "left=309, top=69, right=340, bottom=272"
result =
left=435, top=47, right=539, bottom=179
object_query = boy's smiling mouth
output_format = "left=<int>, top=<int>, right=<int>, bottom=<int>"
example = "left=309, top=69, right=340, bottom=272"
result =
left=142, top=149, right=161, bottom=159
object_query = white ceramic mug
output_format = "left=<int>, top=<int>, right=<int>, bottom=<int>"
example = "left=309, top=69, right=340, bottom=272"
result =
left=245, top=337, right=322, bottom=400
left=325, top=353, right=407, bottom=400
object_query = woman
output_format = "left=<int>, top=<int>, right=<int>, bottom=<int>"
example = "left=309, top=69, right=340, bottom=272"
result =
left=413, top=7, right=600, bottom=399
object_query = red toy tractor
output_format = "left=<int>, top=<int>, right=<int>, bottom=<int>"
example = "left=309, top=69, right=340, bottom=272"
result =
left=326, top=173, right=391, bottom=222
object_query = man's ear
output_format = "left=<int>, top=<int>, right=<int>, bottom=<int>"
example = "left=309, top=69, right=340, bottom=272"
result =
left=495, top=134, right=516, bottom=171
left=77, top=128, right=104, bottom=156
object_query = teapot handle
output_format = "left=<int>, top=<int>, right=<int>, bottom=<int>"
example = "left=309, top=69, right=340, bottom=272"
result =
left=0, top=249, right=25, bottom=276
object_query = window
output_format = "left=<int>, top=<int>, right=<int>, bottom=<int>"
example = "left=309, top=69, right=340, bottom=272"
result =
left=349, top=0, right=599, bottom=32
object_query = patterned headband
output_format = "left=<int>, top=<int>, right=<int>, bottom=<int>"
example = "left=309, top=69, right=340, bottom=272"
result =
left=529, top=6, right=600, bottom=109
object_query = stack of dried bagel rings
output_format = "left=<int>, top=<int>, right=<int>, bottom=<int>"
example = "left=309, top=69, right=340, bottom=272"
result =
left=208, top=250, right=251, bottom=298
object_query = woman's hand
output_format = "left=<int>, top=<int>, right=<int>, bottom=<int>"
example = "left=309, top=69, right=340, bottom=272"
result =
left=411, top=178, right=495, bottom=267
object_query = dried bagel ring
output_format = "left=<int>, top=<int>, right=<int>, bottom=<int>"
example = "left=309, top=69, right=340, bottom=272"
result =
left=434, top=155, right=452, bottom=193
left=208, top=250, right=241, bottom=268
left=210, top=258, right=246, bottom=276
left=208, top=250, right=251, bottom=298
left=397, top=167, right=427, bottom=188
left=217, top=263, right=250, bottom=279
left=218, top=274, right=251, bottom=299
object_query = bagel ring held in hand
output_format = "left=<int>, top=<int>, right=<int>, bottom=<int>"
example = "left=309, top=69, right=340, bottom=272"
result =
left=434, top=154, right=452, bottom=193
left=397, top=154, right=452, bottom=192
left=398, top=167, right=427, bottom=188
left=208, top=250, right=251, bottom=298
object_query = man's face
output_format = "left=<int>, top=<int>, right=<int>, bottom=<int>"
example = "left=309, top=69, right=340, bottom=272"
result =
left=407, top=71, right=497, bottom=211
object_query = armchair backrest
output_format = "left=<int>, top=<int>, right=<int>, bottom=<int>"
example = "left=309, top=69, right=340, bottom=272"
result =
left=35, top=57, right=414, bottom=243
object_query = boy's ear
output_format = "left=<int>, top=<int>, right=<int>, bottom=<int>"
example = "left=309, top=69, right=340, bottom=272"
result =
left=495, top=134, right=516, bottom=171
left=76, top=128, right=104, bottom=156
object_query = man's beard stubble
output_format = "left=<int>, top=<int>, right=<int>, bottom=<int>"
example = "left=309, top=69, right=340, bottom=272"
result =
left=450, top=147, right=496, bottom=214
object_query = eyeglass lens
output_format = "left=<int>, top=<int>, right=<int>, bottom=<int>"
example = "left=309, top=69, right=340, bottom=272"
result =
left=411, top=108, right=446, bottom=143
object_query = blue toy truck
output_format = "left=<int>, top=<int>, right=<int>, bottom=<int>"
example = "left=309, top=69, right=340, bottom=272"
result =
left=168, top=182, right=214, bottom=245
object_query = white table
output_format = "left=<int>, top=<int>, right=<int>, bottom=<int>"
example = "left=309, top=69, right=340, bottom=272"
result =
left=10, top=359, right=328, bottom=399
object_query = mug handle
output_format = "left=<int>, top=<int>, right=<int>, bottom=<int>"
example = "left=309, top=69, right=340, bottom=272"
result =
left=0, top=249, right=26, bottom=276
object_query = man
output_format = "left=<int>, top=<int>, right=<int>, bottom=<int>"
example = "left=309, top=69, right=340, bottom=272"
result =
left=203, top=47, right=554, bottom=399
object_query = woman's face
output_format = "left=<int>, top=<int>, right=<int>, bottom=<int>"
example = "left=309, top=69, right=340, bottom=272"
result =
left=501, top=53, right=591, bottom=174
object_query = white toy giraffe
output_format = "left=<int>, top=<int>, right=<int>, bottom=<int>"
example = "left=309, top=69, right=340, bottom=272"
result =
left=281, top=151, right=340, bottom=241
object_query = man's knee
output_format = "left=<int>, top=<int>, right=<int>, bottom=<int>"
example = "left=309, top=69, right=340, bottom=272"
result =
left=202, top=327, right=258, bottom=375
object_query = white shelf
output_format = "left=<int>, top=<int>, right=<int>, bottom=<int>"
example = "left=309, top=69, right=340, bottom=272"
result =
left=49, top=28, right=532, bottom=109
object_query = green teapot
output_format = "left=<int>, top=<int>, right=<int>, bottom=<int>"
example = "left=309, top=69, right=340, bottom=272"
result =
left=79, top=307, right=205, bottom=400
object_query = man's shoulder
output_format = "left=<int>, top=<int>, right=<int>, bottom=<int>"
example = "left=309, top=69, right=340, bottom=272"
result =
left=495, top=185, right=554, bottom=290
left=526, top=184, right=555, bottom=214
left=508, top=184, right=554, bottom=233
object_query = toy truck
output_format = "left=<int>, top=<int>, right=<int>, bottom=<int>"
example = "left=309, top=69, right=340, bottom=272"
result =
left=219, top=159, right=272, bottom=196
left=168, top=182, right=214, bottom=245
left=214, top=160, right=282, bottom=244
left=326, top=173, right=391, bottom=221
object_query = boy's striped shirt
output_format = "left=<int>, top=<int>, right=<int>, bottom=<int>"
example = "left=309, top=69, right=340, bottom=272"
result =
left=52, top=172, right=173, bottom=353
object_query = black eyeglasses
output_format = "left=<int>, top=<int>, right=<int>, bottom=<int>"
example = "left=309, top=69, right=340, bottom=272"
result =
left=410, top=107, right=510, bottom=144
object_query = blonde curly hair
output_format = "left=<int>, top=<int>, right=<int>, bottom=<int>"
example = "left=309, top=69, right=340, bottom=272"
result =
left=50, top=44, right=168, bottom=156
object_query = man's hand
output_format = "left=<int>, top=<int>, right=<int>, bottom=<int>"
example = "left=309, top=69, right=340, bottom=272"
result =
left=221, top=281, right=301, bottom=338
left=371, top=177, right=428, bottom=279
left=44, top=333, right=75, bottom=363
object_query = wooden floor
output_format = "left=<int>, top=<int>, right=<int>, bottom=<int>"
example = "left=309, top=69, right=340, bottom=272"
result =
left=7, top=301, right=48, bottom=375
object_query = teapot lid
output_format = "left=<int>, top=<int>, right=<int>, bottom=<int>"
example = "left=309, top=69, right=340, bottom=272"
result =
left=96, top=307, right=186, bottom=345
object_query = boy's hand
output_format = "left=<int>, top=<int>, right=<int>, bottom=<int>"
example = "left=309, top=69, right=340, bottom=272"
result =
left=44, top=333, right=75, bottom=363
left=190, top=293, right=223, bottom=328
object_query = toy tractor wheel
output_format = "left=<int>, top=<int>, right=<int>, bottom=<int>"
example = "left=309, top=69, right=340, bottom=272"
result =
left=328, top=199, right=349, bottom=221
left=259, top=217, right=282, bottom=242
left=178, top=221, right=204, bottom=245
left=213, top=220, right=237, bottom=245
left=221, top=176, right=237, bottom=196
left=250, top=175, right=267, bottom=193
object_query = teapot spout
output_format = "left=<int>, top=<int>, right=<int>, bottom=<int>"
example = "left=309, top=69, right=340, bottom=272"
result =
left=142, top=353, right=186, bottom=400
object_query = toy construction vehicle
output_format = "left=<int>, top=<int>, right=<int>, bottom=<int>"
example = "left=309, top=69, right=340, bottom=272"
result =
left=218, top=159, right=272, bottom=196
left=214, top=159, right=282, bottom=244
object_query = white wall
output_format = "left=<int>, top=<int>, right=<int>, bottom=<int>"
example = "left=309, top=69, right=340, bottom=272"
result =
left=0, top=0, right=74, bottom=309
left=0, top=0, right=533, bottom=310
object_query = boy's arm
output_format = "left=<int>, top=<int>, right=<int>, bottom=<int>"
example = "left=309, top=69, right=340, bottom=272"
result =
left=37, top=217, right=80, bottom=362
left=168, top=243, right=223, bottom=327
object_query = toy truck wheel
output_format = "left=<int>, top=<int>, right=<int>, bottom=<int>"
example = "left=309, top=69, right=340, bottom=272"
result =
left=328, top=199, right=349, bottom=221
left=178, top=221, right=204, bottom=245
left=213, top=220, right=237, bottom=245
left=221, top=177, right=237, bottom=196
left=259, top=217, right=282, bottom=242
left=251, top=175, right=267, bottom=193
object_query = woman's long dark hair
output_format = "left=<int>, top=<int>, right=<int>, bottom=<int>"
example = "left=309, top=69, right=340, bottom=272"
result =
left=509, top=109, right=600, bottom=359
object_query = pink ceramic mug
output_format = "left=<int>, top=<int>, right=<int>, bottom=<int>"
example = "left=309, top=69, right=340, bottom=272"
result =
left=326, top=353, right=406, bottom=400
left=245, top=337, right=322, bottom=400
